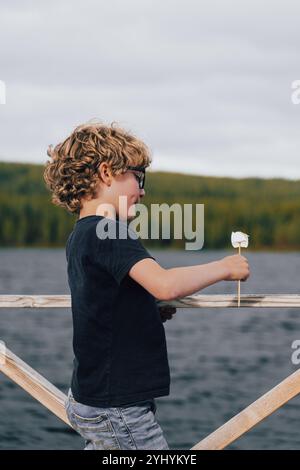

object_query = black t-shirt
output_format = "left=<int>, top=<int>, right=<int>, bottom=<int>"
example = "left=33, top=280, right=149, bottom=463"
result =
left=66, top=215, right=170, bottom=407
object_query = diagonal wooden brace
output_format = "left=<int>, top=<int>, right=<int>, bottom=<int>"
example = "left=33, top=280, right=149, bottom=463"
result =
left=0, top=344, right=71, bottom=426
left=191, top=368, right=300, bottom=450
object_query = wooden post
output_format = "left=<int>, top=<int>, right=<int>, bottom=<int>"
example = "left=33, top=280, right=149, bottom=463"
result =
left=191, top=368, right=300, bottom=450
left=0, top=345, right=71, bottom=426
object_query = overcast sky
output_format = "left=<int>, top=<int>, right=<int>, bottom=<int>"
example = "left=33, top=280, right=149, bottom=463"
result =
left=0, top=0, right=300, bottom=179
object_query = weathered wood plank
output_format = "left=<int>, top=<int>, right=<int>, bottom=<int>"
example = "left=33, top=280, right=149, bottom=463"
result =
left=163, top=294, right=300, bottom=308
left=0, top=295, right=71, bottom=308
left=1, top=294, right=300, bottom=308
left=0, top=344, right=71, bottom=426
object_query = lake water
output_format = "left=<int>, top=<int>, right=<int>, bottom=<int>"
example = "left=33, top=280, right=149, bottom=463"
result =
left=0, top=248, right=300, bottom=450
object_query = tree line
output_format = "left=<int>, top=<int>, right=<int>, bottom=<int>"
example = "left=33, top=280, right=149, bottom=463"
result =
left=0, top=161, right=299, bottom=250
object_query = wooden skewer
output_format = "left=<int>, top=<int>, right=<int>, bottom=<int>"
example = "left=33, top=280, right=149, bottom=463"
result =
left=191, top=368, right=300, bottom=450
left=238, top=243, right=241, bottom=307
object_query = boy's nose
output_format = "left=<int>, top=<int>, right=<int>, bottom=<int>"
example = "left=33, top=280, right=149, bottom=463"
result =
left=139, top=189, right=145, bottom=198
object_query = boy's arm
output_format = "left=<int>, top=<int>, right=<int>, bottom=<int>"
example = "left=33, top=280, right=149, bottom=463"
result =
left=129, top=255, right=249, bottom=301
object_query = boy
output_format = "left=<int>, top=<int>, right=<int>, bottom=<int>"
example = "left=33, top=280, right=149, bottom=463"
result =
left=43, top=122, right=249, bottom=450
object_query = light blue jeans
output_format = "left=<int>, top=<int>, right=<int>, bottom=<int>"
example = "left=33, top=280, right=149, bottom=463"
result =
left=65, top=389, right=169, bottom=450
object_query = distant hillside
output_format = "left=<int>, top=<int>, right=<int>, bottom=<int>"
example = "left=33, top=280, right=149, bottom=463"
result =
left=0, top=161, right=299, bottom=250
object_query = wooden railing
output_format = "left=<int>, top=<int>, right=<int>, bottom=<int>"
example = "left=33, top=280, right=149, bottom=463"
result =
left=1, top=293, right=300, bottom=450
left=1, top=294, right=300, bottom=309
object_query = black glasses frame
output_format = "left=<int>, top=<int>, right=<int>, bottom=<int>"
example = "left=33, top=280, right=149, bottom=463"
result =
left=127, top=165, right=146, bottom=189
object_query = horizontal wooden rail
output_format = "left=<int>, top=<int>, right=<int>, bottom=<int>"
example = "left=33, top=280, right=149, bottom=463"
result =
left=191, top=368, right=300, bottom=450
left=0, top=294, right=300, bottom=308
left=161, top=294, right=300, bottom=308
left=0, top=295, right=71, bottom=308
left=0, top=345, right=71, bottom=426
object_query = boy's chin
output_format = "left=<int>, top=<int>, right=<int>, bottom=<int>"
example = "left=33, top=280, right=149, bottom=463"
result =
left=117, top=212, right=135, bottom=222
left=117, top=205, right=137, bottom=222
left=126, top=213, right=136, bottom=222
left=127, top=205, right=137, bottom=218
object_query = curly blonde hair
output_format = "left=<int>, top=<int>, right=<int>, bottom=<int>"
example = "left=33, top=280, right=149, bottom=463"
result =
left=43, top=121, right=152, bottom=214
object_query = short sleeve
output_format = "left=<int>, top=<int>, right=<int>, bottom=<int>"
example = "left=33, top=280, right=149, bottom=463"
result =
left=95, top=219, right=155, bottom=285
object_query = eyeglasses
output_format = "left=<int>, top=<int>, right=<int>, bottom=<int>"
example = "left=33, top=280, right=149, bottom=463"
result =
left=127, top=165, right=146, bottom=189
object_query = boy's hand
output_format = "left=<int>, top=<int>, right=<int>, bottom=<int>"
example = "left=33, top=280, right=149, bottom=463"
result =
left=221, top=254, right=250, bottom=282
left=159, top=306, right=177, bottom=323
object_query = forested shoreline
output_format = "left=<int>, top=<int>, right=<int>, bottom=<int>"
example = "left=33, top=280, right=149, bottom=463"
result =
left=0, top=161, right=299, bottom=250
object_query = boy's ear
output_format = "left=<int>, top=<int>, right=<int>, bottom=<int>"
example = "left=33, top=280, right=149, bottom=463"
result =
left=98, top=162, right=112, bottom=186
